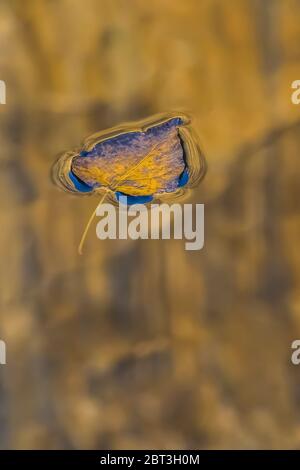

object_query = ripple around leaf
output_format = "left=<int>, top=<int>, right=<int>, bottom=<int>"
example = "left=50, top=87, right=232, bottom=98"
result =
left=52, top=112, right=206, bottom=205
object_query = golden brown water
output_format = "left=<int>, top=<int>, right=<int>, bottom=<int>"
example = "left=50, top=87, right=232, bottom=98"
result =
left=0, top=0, right=300, bottom=450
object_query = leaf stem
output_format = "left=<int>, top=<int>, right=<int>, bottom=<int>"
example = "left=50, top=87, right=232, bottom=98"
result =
left=78, top=189, right=109, bottom=255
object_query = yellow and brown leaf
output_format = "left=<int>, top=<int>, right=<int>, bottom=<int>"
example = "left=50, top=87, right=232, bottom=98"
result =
left=53, top=113, right=205, bottom=204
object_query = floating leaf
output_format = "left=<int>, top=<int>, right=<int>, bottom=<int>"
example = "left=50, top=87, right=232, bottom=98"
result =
left=52, top=112, right=206, bottom=253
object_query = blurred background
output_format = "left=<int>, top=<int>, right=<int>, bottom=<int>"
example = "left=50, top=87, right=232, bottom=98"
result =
left=0, top=0, right=300, bottom=450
